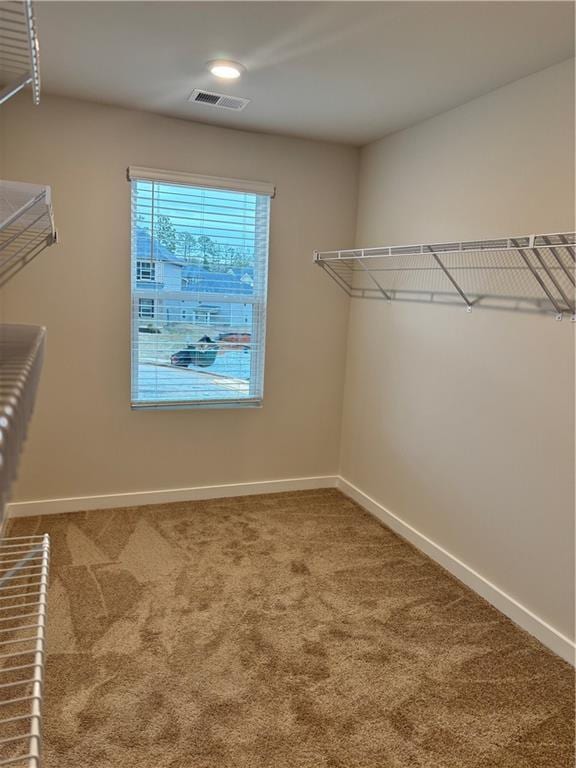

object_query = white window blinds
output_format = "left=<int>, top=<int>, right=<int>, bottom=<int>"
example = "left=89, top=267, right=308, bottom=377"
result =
left=129, top=169, right=272, bottom=409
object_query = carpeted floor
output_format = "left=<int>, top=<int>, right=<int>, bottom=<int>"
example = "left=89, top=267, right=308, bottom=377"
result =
left=6, top=489, right=575, bottom=767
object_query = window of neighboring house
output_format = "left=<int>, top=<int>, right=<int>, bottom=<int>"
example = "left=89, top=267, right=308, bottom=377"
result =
left=129, top=167, right=274, bottom=408
left=192, top=309, right=212, bottom=325
left=136, top=260, right=156, bottom=282
left=138, top=298, right=155, bottom=319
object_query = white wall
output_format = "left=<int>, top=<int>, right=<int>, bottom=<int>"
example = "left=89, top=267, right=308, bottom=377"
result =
left=340, top=59, right=575, bottom=643
left=0, top=94, right=357, bottom=501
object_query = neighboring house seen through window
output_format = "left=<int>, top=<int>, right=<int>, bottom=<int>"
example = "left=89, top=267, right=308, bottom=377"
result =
left=129, top=167, right=273, bottom=408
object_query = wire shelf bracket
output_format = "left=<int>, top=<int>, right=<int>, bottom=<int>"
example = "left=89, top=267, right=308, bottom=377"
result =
left=0, top=182, right=57, bottom=289
left=314, top=232, right=576, bottom=321
left=0, top=1, right=40, bottom=107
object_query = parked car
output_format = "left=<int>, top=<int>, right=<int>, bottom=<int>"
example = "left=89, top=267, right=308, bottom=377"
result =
left=218, top=331, right=251, bottom=350
left=170, top=336, right=218, bottom=368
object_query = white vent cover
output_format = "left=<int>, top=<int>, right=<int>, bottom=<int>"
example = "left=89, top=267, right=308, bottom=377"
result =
left=188, top=89, right=250, bottom=111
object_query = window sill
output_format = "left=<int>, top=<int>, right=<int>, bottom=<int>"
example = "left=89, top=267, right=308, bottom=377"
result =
left=131, top=399, right=263, bottom=411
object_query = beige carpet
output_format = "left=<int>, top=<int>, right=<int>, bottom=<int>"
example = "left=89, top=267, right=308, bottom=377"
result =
left=6, top=489, right=575, bottom=768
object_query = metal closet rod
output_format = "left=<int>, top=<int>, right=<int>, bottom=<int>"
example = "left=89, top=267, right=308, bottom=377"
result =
left=314, top=231, right=575, bottom=320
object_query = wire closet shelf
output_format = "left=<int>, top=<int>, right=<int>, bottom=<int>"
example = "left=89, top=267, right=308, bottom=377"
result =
left=314, top=232, right=576, bottom=320
left=0, top=8, right=50, bottom=763
left=0, top=3, right=56, bottom=287
left=0, top=328, right=49, bottom=767
left=0, top=535, right=49, bottom=768
left=0, top=325, right=45, bottom=521
left=0, top=1, right=39, bottom=106
left=0, top=182, right=56, bottom=289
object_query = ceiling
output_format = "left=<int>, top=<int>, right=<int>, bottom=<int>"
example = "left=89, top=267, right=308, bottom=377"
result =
left=35, top=2, right=574, bottom=146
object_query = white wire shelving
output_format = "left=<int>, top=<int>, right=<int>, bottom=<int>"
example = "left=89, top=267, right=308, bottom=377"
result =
left=0, top=325, right=45, bottom=525
left=0, top=1, right=40, bottom=106
left=314, top=232, right=576, bottom=320
left=0, top=329, right=49, bottom=766
left=0, top=9, right=50, bottom=762
left=1, top=3, right=55, bottom=287
left=0, top=182, right=56, bottom=289
left=0, top=534, right=49, bottom=768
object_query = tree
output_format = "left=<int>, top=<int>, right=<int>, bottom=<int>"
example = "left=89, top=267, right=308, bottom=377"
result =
left=178, top=231, right=197, bottom=261
left=230, top=250, right=251, bottom=268
left=155, top=215, right=177, bottom=254
left=196, top=235, right=222, bottom=269
left=224, top=246, right=247, bottom=269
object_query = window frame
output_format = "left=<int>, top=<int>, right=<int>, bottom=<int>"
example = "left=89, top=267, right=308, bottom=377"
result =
left=138, top=297, right=156, bottom=320
left=129, top=168, right=273, bottom=411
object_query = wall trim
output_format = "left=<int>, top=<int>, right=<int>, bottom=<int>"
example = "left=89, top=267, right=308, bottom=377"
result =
left=337, top=477, right=575, bottom=666
left=6, top=475, right=339, bottom=518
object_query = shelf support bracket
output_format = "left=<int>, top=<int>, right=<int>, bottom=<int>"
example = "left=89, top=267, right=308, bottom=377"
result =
left=532, top=248, right=574, bottom=315
left=358, top=258, right=392, bottom=302
left=427, top=248, right=472, bottom=311
left=319, top=261, right=353, bottom=297
left=542, top=237, right=575, bottom=287
left=558, top=235, right=576, bottom=263
left=512, top=240, right=564, bottom=319
left=0, top=74, right=33, bottom=107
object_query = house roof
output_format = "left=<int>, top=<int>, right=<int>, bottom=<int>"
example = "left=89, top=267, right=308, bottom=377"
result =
left=182, top=266, right=253, bottom=295
left=134, top=227, right=186, bottom=265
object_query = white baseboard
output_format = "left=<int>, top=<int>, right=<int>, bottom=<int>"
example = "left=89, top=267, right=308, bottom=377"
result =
left=338, top=477, right=575, bottom=666
left=6, top=475, right=339, bottom=518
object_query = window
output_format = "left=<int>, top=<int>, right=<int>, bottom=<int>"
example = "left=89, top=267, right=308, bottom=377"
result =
left=192, top=308, right=215, bottom=325
left=136, top=260, right=156, bottom=282
left=129, top=167, right=273, bottom=408
left=138, top=298, right=156, bottom=319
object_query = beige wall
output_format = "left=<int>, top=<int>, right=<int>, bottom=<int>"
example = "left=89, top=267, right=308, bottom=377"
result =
left=0, top=94, right=358, bottom=500
left=341, top=59, right=575, bottom=641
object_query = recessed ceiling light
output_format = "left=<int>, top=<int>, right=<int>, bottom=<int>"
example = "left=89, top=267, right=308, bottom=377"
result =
left=207, top=60, right=245, bottom=80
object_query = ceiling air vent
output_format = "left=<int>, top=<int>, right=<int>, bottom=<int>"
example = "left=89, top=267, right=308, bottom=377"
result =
left=188, top=89, right=250, bottom=111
